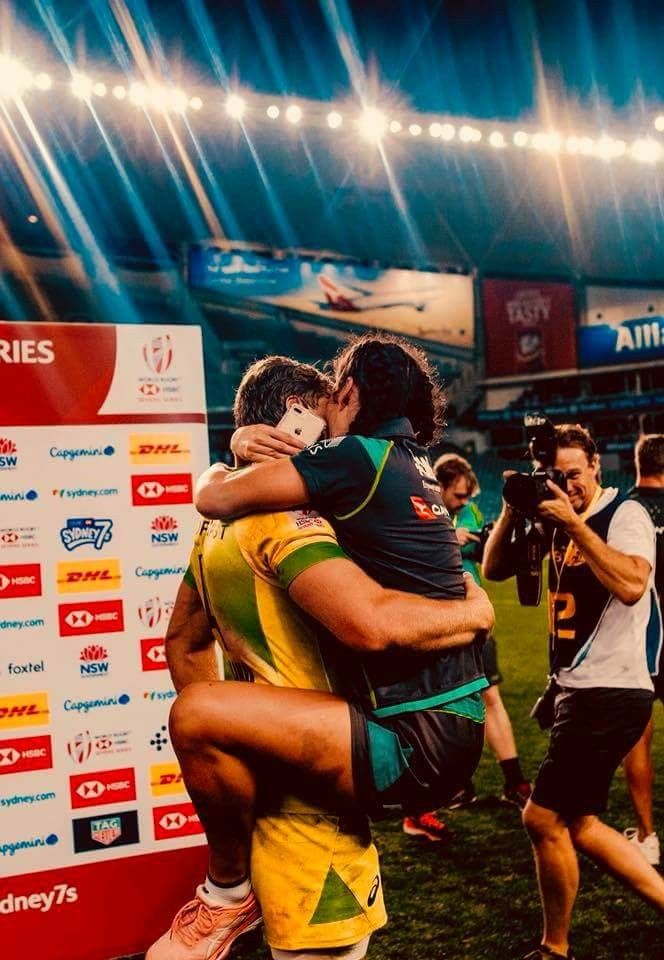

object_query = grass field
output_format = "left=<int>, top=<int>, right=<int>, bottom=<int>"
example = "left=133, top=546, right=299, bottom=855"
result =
left=137, top=578, right=664, bottom=960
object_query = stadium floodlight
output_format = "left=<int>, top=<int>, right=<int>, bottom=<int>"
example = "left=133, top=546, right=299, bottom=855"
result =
left=489, top=130, right=506, bottom=148
left=459, top=125, right=475, bottom=143
left=27, top=214, right=39, bottom=223
left=578, top=136, right=595, bottom=155
left=34, top=72, right=52, bottom=91
left=71, top=74, right=93, bottom=100
left=189, top=96, right=203, bottom=111
left=327, top=110, right=343, bottom=129
left=531, top=131, right=561, bottom=153
left=93, top=81, right=107, bottom=97
left=357, top=106, right=387, bottom=143
left=266, top=104, right=280, bottom=119
left=112, top=84, right=126, bottom=100
left=595, top=135, right=625, bottom=161
left=565, top=136, right=580, bottom=154
left=630, top=138, right=662, bottom=164
left=408, top=123, right=422, bottom=136
left=169, top=88, right=188, bottom=113
left=389, top=119, right=402, bottom=133
left=0, top=56, right=33, bottom=97
left=513, top=130, right=529, bottom=147
left=129, top=82, right=149, bottom=106
left=654, top=115, right=664, bottom=132
left=225, top=93, right=246, bottom=120
left=440, top=123, right=455, bottom=141
left=429, top=122, right=443, bottom=138
left=285, top=104, right=302, bottom=124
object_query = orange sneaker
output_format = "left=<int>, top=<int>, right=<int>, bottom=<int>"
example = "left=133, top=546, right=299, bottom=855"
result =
left=402, top=811, right=448, bottom=841
left=146, top=885, right=262, bottom=960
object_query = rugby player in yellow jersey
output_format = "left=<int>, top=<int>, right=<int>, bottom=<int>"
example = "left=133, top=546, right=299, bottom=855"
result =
left=148, top=355, right=494, bottom=960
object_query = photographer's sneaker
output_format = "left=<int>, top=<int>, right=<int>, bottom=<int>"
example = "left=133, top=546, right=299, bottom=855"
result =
left=146, top=885, right=262, bottom=960
left=502, top=781, right=532, bottom=810
left=624, top=827, right=661, bottom=866
left=402, top=811, right=449, bottom=841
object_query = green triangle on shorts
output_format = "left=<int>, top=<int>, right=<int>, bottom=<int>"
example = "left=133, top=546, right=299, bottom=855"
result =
left=310, top=866, right=362, bottom=924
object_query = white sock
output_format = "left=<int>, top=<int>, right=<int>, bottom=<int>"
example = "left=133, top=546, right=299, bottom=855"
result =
left=201, top=874, right=252, bottom=906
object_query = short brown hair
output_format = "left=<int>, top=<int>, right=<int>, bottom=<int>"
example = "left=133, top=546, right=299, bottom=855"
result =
left=554, top=423, right=598, bottom=464
left=433, top=453, right=479, bottom=496
left=635, top=434, right=664, bottom=479
left=233, top=356, right=331, bottom=427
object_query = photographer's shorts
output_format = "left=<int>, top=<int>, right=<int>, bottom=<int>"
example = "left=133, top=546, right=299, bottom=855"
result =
left=251, top=796, right=386, bottom=952
left=531, top=687, right=653, bottom=819
left=349, top=695, right=485, bottom=820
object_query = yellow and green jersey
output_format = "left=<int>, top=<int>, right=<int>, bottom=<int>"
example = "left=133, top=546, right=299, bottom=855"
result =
left=185, top=508, right=360, bottom=696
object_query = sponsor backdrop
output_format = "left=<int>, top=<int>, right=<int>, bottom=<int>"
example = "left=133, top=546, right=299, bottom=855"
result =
left=580, top=286, right=664, bottom=367
left=482, top=277, right=578, bottom=377
left=0, top=323, right=209, bottom=960
left=189, top=244, right=475, bottom=348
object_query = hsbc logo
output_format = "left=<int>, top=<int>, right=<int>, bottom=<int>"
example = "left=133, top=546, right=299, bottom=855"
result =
left=0, top=564, right=42, bottom=599
left=153, top=801, right=203, bottom=840
left=141, top=637, right=167, bottom=672
left=131, top=474, right=192, bottom=507
left=69, top=767, right=136, bottom=808
left=139, top=382, right=160, bottom=397
left=410, top=496, right=449, bottom=522
left=58, top=599, right=124, bottom=637
left=0, top=736, right=52, bottom=775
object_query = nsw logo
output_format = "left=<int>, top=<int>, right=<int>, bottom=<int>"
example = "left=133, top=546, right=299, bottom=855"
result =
left=79, top=645, right=110, bottom=678
left=131, top=474, right=192, bottom=507
left=150, top=515, right=180, bottom=546
left=69, top=767, right=136, bottom=809
left=0, top=438, right=18, bottom=470
left=60, top=518, right=113, bottom=552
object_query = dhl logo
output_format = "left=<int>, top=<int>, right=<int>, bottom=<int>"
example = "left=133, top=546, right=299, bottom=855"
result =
left=129, top=433, right=191, bottom=465
left=0, top=693, right=50, bottom=730
left=150, top=762, right=186, bottom=797
left=56, top=559, right=122, bottom=594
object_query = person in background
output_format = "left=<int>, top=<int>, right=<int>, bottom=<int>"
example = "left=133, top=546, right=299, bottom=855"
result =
left=432, top=453, right=531, bottom=811
left=623, top=434, right=664, bottom=866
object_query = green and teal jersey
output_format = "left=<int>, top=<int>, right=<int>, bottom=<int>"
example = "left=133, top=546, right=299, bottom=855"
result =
left=454, top=501, right=484, bottom=585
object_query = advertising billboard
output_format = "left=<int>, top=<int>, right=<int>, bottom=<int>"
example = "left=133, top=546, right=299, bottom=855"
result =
left=189, top=245, right=474, bottom=348
left=0, top=322, right=209, bottom=960
left=580, top=286, right=664, bottom=367
left=482, top=278, right=577, bottom=377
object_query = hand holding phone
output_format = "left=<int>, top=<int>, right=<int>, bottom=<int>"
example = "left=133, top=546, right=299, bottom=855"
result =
left=277, top=404, right=326, bottom=447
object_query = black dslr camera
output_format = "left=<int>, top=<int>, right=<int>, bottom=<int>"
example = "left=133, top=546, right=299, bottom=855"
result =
left=503, top=415, right=567, bottom=607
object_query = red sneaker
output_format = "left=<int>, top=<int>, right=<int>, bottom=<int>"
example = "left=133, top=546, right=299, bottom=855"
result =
left=402, top=811, right=448, bottom=841
left=146, top=886, right=262, bottom=960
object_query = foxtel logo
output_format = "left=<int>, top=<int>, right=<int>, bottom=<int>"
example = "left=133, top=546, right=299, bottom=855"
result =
left=58, top=599, right=124, bottom=637
left=0, top=884, right=78, bottom=914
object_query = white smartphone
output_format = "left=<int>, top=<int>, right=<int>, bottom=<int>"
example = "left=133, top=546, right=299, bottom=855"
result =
left=277, top=404, right=326, bottom=446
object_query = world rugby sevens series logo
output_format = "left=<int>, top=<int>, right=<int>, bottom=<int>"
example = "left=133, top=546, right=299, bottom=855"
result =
left=142, top=335, right=173, bottom=374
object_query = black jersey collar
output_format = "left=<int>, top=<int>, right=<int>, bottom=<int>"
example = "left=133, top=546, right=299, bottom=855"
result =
left=371, top=417, right=417, bottom=441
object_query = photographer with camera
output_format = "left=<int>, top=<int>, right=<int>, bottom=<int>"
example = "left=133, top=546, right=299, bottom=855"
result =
left=430, top=454, right=531, bottom=812
left=483, top=422, right=664, bottom=960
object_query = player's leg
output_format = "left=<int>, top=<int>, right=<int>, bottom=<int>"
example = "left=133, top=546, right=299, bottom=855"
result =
left=481, top=636, right=530, bottom=807
left=170, top=681, right=355, bottom=882
left=623, top=716, right=659, bottom=864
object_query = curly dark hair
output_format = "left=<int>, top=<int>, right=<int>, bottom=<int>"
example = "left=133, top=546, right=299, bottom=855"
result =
left=234, top=356, right=331, bottom=427
left=331, top=333, right=446, bottom=446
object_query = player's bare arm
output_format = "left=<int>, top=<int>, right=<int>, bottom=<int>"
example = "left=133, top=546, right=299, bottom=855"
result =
left=165, top=579, right=220, bottom=691
left=195, top=457, right=309, bottom=520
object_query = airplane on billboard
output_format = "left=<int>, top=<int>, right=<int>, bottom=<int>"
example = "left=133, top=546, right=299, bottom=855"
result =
left=316, top=274, right=429, bottom=313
